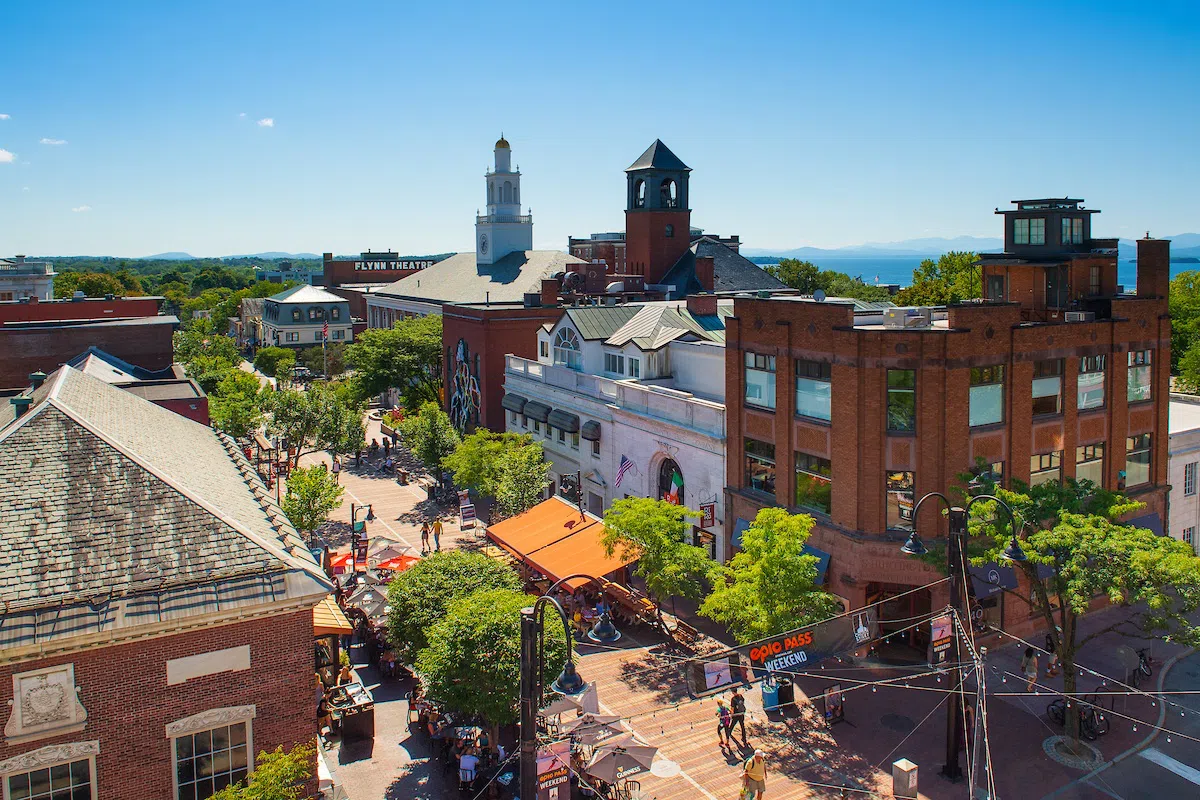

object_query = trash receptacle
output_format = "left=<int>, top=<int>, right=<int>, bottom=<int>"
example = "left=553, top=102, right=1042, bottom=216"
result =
left=761, top=679, right=779, bottom=711
left=777, top=677, right=795, bottom=707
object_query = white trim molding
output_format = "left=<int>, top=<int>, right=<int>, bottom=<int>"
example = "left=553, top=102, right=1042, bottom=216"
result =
left=165, top=705, right=256, bottom=739
left=0, top=740, right=99, bottom=775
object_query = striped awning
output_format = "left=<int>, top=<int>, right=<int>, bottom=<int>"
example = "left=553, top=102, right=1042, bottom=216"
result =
left=525, top=401, right=552, bottom=423
left=581, top=420, right=602, bottom=441
left=548, top=409, right=580, bottom=433
left=313, top=595, right=353, bottom=636
left=501, top=393, right=528, bottom=413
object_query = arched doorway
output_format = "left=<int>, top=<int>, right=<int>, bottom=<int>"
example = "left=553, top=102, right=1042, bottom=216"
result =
left=658, top=459, right=683, bottom=505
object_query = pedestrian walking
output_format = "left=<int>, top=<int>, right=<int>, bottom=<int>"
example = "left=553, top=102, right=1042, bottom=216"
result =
left=1045, top=628, right=1061, bottom=677
left=369, top=438, right=380, bottom=459
left=432, top=518, right=443, bottom=551
left=331, top=456, right=341, bottom=483
left=730, top=688, right=748, bottom=743
left=716, top=699, right=732, bottom=747
left=1021, top=646, right=1039, bottom=692
left=741, top=749, right=767, bottom=799
left=421, top=521, right=431, bottom=553
left=383, top=438, right=391, bottom=457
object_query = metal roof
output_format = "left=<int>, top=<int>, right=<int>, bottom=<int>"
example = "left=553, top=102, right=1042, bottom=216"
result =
left=625, top=139, right=691, bottom=173
left=564, top=305, right=642, bottom=340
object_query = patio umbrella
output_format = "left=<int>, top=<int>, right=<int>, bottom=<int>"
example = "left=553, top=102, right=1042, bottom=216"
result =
left=541, top=693, right=581, bottom=716
left=586, top=735, right=658, bottom=783
left=347, top=586, right=387, bottom=618
left=561, top=713, right=625, bottom=746
left=375, top=555, right=419, bottom=573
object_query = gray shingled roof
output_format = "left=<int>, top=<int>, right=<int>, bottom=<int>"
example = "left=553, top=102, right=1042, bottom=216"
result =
left=657, top=238, right=787, bottom=299
left=626, top=140, right=691, bottom=173
left=0, top=367, right=330, bottom=649
left=67, top=346, right=179, bottom=384
left=374, top=250, right=587, bottom=305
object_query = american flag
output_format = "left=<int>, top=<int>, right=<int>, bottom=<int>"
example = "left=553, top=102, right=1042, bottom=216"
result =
left=614, top=455, right=633, bottom=488
left=322, top=321, right=329, bottom=342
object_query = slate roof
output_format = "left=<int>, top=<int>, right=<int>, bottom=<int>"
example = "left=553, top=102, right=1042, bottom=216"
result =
left=0, top=367, right=330, bottom=650
left=374, top=250, right=587, bottom=305
left=657, top=237, right=787, bottom=299
left=268, top=284, right=348, bottom=304
left=626, top=140, right=691, bottom=173
left=67, top=346, right=179, bottom=384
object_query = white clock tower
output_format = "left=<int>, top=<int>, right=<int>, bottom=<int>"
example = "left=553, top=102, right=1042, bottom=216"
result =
left=475, top=135, right=533, bottom=265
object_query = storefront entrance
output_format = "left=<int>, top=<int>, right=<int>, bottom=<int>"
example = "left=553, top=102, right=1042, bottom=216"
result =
left=865, top=582, right=932, bottom=658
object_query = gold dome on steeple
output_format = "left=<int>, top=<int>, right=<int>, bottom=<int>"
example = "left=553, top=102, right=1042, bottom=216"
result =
left=495, top=133, right=510, bottom=149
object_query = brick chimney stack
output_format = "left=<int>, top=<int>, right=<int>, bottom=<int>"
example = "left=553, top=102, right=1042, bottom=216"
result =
left=686, top=293, right=718, bottom=317
left=540, top=278, right=561, bottom=306
left=1136, top=236, right=1170, bottom=299
left=694, top=255, right=715, bottom=292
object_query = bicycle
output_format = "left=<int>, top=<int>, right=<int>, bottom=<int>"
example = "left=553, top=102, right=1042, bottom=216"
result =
left=1130, top=647, right=1154, bottom=688
left=1046, top=696, right=1110, bottom=740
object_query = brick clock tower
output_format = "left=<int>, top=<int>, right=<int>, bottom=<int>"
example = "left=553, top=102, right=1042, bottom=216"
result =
left=625, top=139, right=692, bottom=285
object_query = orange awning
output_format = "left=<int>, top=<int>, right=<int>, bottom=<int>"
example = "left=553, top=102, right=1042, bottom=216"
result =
left=525, top=523, right=637, bottom=590
left=313, top=595, right=353, bottom=636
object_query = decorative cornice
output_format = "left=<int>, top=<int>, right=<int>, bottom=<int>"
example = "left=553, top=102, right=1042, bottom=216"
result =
left=0, top=741, right=99, bottom=775
left=165, top=705, right=256, bottom=738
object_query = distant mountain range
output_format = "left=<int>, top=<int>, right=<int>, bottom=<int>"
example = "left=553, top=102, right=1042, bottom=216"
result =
left=137, top=251, right=321, bottom=260
left=743, top=234, right=1200, bottom=262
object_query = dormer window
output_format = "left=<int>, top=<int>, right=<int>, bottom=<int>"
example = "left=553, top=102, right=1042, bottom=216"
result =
left=552, top=328, right=582, bottom=371
left=331, top=307, right=340, bottom=320
left=291, top=309, right=301, bottom=322
left=1014, top=218, right=1045, bottom=245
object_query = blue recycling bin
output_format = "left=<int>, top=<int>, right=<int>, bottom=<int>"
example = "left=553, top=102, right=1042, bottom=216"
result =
left=761, top=679, right=780, bottom=711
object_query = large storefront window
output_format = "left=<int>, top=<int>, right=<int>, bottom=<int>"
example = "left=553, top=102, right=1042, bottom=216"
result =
left=744, top=439, right=776, bottom=495
left=969, top=365, right=1004, bottom=427
left=795, top=359, right=831, bottom=421
left=886, top=471, right=914, bottom=530
left=886, top=370, right=916, bottom=432
left=658, top=458, right=684, bottom=505
left=1126, top=434, right=1151, bottom=486
left=1030, top=451, right=1062, bottom=486
left=794, top=452, right=831, bottom=514
left=744, top=352, right=776, bottom=410
left=1128, top=351, right=1153, bottom=403
left=1078, top=355, right=1106, bottom=410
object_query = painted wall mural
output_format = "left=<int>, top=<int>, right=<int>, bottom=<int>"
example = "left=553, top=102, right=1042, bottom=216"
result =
left=449, top=338, right=482, bottom=432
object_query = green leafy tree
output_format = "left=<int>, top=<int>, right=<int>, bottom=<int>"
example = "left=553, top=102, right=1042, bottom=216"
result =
left=492, top=440, right=551, bottom=519
left=174, top=327, right=241, bottom=366
left=699, top=507, right=840, bottom=644
left=1169, top=270, right=1200, bottom=384
left=766, top=258, right=891, bottom=302
left=967, top=477, right=1200, bottom=744
left=254, top=346, right=296, bottom=379
left=210, top=742, right=314, bottom=800
left=281, top=464, right=345, bottom=537
left=53, top=271, right=141, bottom=299
left=386, top=551, right=522, bottom=657
left=416, top=588, right=568, bottom=733
left=209, top=370, right=266, bottom=438
left=345, top=315, right=443, bottom=406
left=399, top=402, right=460, bottom=474
left=894, top=251, right=980, bottom=306
left=443, top=430, right=540, bottom=497
left=265, top=384, right=365, bottom=466
left=601, top=498, right=716, bottom=605
left=766, top=259, right=822, bottom=293
left=299, top=343, right=346, bottom=377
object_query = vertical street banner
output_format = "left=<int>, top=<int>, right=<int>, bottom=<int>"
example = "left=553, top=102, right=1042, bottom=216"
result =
left=930, top=613, right=953, bottom=666
left=699, top=502, right=717, bottom=529
left=537, top=740, right=570, bottom=800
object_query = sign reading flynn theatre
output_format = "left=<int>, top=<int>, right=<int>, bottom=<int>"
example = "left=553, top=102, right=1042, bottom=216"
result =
left=354, top=259, right=437, bottom=271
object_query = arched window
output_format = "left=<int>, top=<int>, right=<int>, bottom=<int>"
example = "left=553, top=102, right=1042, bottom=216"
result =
left=513, top=184, right=519, bottom=204
left=658, top=458, right=684, bottom=504
left=503, top=181, right=513, bottom=204
left=552, top=327, right=582, bottom=371
left=660, top=178, right=678, bottom=208
left=489, top=183, right=494, bottom=204
left=634, top=179, right=646, bottom=208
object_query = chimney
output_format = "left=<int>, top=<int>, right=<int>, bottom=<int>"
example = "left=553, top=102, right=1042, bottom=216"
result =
left=323, top=252, right=333, bottom=262
left=541, top=278, right=561, bottom=306
left=10, top=397, right=32, bottom=419
left=694, top=255, right=715, bottom=291
left=28, top=371, right=47, bottom=389
left=686, top=293, right=718, bottom=317
left=1136, top=236, right=1170, bottom=299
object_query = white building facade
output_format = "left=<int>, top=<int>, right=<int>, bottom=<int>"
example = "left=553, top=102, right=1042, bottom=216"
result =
left=0, top=256, right=56, bottom=301
left=1168, top=395, right=1200, bottom=553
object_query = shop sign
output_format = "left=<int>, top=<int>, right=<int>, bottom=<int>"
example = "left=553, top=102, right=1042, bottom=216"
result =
left=537, top=740, right=570, bottom=798
left=930, top=613, right=953, bottom=666
left=699, top=502, right=717, bottom=529
left=821, top=683, right=845, bottom=725
left=460, top=503, right=477, bottom=529
left=737, top=606, right=878, bottom=677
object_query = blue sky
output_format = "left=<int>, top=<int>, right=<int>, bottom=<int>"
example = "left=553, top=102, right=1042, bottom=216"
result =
left=1, top=0, right=1197, bottom=257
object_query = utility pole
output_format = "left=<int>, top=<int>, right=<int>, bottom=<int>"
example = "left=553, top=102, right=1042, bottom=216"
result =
left=943, top=507, right=967, bottom=782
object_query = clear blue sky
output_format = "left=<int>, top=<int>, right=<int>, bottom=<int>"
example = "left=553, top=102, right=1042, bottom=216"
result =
left=1, top=0, right=1196, bottom=257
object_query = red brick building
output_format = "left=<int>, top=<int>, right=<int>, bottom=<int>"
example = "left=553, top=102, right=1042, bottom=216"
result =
left=322, top=251, right=448, bottom=319
left=724, top=200, right=1170, bottom=641
left=0, top=367, right=331, bottom=799
left=0, top=295, right=161, bottom=324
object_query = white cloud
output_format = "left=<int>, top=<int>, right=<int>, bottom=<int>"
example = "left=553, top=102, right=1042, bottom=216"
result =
left=22, top=186, right=30, bottom=191
left=239, top=112, right=246, bottom=118
left=40, top=138, right=67, bottom=146
left=0, top=149, right=14, bottom=163
left=256, top=118, right=274, bottom=127
left=0, top=114, right=10, bottom=120
left=71, top=205, right=91, bottom=213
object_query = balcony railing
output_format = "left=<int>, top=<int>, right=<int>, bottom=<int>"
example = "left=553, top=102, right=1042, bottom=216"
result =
left=477, top=215, right=533, bottom=225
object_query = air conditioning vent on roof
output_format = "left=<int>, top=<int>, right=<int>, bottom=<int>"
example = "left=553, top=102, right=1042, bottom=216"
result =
left=883, top=307, right=933, bottom=329
left=1065, top=311, right=1096, bottom=323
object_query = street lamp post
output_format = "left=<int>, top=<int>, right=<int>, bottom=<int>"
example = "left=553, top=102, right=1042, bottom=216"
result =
left=349, top=503, right=374, bottom=569
left=898, top=491, right=1025, bottom=783
left=519, top=574, right=622, bottom=800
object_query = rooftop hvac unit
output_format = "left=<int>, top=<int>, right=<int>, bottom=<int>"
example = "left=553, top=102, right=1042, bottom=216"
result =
left=1065, top=311, right=1096, bottom=323
left=883, top=306, right=933, bottom=329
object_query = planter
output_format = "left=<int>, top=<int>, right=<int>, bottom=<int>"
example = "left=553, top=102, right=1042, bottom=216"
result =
left=380, top=423, right=396, bottom=439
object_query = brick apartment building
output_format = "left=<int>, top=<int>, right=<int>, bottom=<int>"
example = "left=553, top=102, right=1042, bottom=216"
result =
left=0, top=367, right=331, bottom=799
left=724, top=199, right=1170, bottom=642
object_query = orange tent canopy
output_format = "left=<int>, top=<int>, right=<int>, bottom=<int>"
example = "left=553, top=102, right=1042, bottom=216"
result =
left=376, top=555, right=419, bottom=572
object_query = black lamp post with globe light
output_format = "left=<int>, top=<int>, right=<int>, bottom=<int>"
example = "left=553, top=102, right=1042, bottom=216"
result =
left=897, top=489, right=1025, bottom=782
left=519, top=574, right=622, bottom=800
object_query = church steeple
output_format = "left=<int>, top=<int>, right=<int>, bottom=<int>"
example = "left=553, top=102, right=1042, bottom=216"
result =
left=624, top=139, right=692, bottom=285
left=477, top=135, right=533, bottom=265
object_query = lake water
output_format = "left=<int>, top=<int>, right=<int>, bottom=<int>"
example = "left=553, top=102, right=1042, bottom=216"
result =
left=802, top=256, right=1159, bottom=290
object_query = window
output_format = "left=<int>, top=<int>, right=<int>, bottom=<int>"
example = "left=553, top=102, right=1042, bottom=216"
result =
left=794, top=452, right=832, bottom=514
left=291, top=309, right=301, bottom=321
left=1061, top=217, right=1084, bottom=245
left=744, top=352, right=777, bottom=410
left=1076, top=443, right=1105, bottom=486
left=1030, top=451, right=1063, bottom=486
left=1126, top=434, right=1151, bottom=486
left=971, top=460, right=1004, bottom=489
left=284, top=332, right=299, bottom=343
left=665, top=224, right=674, bottom=238
left=1014, top=218, right=1029, bottom=244
left=744, top=439, right=776, bottom=494
left=308, top=307, right=324, bottom=320
left=539, top=340, right=549, bottom=358
left=591, top=439, right=600, bottom=457
left=1032, top=359, right=1064, bottom=416
left=986, top=274, right=1005, bottom=301
left=1014, top=217, right=1045, bottom=244
left=510, top=410, right=517, bottom=425
left=552, top=328, right=582, bottom=371
left=628, top=358, right=641, bottom=379
left=969, top=365, right=1004, bottom=427
left=558, top=428, right=566, bottom=443
left=0, top=291, right=13, bottom=301
left=1078, top=355, right=1106, bottom=410
left=1128, top=350, right=1153, bottom=402
left=1089, top=265, right=1101, bottom=295
left=1184, top=527, right=1195, bottom=548
left=174, top=721, right=250, bottom=799
left=544, top=424, right=552, bottom=440
left=332, top=329, right=344, bottom=340
left=1185, top=462, right=1197, bottom=496
left=604, top=352, right=625, bottom=375
left=5, top=757, right=94, bottom=800
left=570, top=432, right=579, bottom=450
left=886, top=471, right=915, bottom=530
left=532, top=420, right=541, bottom=435
left=795, top=359, right=832, bottom=421
left=331, top=307, right=341, bottom=320
left=315, top=331, right=323, bottom=342
left=521, top=414, right=528, bottom=429
left=886, top=370, right=916, bottom=432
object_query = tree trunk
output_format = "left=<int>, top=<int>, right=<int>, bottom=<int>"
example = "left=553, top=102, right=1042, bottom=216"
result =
left=1061, top=652, right=1082, bottom=744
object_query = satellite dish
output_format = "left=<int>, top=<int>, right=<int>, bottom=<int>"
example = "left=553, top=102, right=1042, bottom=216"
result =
left=813, top=289, right=827, bottom=302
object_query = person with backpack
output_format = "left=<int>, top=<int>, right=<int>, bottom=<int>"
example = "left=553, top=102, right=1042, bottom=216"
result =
left=742, top=750, right=767, bottom=799
left=716, top=698, right=733, bottom=747
left=730, top=688, right=748, bottom=743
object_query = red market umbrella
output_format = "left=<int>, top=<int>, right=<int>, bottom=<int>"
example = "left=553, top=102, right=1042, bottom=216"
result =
left=375, top=555, right=419, bottom=572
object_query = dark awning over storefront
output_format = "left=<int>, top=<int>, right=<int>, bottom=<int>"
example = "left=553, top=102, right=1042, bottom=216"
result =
left=548, top=409, right=580, bottom=433
left=524, top=401, right=552, bottom=423
left=1128, top=513, right=1164, bottom=537
left=731, top=518, right=751, bottom=549
left=581, top=420, right=602, bottom=441
left=501, top=393, right=527, bottom=414
left=968, top=563, right=1018, bottom=599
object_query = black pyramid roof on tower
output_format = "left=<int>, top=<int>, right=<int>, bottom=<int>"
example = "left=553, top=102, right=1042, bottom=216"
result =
left=625, top=139, right=691, bottom=172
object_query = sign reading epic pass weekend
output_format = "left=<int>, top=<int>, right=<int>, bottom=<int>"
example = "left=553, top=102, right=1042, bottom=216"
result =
left=739, top=607, right=879, bottom=677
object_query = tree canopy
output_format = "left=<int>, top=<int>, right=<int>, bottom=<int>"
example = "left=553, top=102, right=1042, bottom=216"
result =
left=208, top=369, right=266, bottom=438
left=492, top=441, right=551, bottom=519
left=601, top=498, right=716, bottom=603
left=443, top=430, right=545, bottom=498
left=386, top=550, right=522, bottom=657
left=894, top=251, right=980, bottom=306
left=345, top=315, right=443, bottom=406
left=299, top=343, right=346, bottom=377
left=699, top=507, right=840, bottom=644
left=265, top=384, right=365, bottom=465
left=210, top=742, right=314, bottom=800
left=400, top=402, right=460, bottom=474
left=1169, top=270, right=1200, bottom=387
left=281, top=463, right=345, bottom=537
left=766, top=258, right=891, bottom=302
left=253, top=346, right=296, bottom=379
